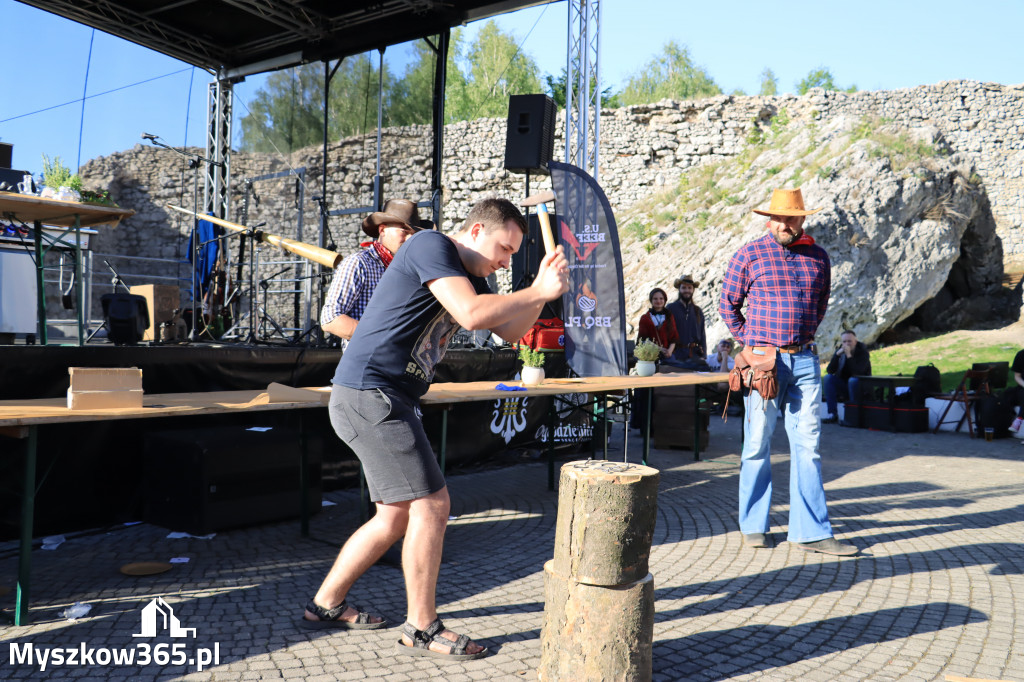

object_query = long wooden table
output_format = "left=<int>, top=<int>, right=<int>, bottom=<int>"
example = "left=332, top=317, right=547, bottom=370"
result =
left=422, top=372, right=729, bottom=488
left=0, top=372, right=727, bottom=625
left=0, top=193, right=134, bottom=345
left=0, top=388, right=326, bottom=626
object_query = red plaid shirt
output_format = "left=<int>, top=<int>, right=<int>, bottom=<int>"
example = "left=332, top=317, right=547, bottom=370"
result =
left=719, top=233, right=830, bottom=347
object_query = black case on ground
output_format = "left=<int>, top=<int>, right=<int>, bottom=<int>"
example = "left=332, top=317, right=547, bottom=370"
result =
left=143, top=425, right=322, bottom=535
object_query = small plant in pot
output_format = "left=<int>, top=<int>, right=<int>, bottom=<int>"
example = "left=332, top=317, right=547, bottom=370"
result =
left=41, top=154, right=82, bottom=201
left=518, top=345, right=546, bottom=386
left=634, top=339, right=661, bottom=377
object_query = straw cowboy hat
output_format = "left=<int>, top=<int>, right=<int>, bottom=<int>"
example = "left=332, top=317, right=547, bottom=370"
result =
left=361, top=199, right=431, bottom=238
left=673, top=274, right=700, bottom=289
left=752, top=188, right=822, bottom=217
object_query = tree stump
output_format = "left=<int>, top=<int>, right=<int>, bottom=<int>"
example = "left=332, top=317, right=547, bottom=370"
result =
left=538, top=561, right=654, bottom=682
left=540, top=460, right=659, bottom=681
left=552, top=460, right=660, bottom=586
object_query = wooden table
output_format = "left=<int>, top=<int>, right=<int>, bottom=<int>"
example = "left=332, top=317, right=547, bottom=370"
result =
left=423, top=372, right=729, bottom=488
left=0, top=373, right=727, bottom=625
left=0, top=387, right=326, bottom=625
left=0, top=193, right=134, bottom=345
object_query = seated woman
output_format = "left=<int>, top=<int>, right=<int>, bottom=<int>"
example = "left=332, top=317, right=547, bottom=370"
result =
left=637, top=288, right=682, bottom=368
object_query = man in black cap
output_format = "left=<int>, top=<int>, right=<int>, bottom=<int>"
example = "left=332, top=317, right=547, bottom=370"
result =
left=666, top=273, right=707, bottom=364
left=320, top=199, right=427, bottom=349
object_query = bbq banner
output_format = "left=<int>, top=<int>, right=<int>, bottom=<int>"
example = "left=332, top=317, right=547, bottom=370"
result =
left=549, top=161, right=627, bottom=377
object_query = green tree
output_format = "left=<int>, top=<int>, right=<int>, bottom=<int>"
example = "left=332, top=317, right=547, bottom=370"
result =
left=446, top=20, right=542, bottom=121
left=387, top=39, right=439, bottom=126
left=758, top=68, right=778, bottom=96
left=239, top=64, right=330, bottom=153
left=545, top=68, right=621, bottom=110
left=618, top=41, right=721, bottom=105
left=796, top=67, right=856, bottom=95
left=239, top=56, right=395, bottom=153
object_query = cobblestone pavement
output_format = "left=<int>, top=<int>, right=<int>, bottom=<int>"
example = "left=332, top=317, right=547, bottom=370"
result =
left=2, top=417, right=1023, bottom=681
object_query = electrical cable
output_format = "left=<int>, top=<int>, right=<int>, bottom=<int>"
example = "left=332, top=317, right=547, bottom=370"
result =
left=1, top=68, right=192, bottom=124
left=76, top=29, right=96, bottom=172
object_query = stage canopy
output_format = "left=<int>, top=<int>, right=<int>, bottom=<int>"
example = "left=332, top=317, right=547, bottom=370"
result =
left=16, top=0, right=554, bottom=78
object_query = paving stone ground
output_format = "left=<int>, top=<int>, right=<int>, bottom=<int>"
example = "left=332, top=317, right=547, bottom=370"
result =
left=2, top=415, right=1023, bottom=681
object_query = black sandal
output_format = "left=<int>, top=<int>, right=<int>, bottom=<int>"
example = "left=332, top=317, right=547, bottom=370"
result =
left=396, top=617, right=489, bottom=660
left=299, top=598, right=387, bottom=630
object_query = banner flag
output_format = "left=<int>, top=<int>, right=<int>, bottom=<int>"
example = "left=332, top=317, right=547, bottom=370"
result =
left=548, top=161, right=627, bottom=377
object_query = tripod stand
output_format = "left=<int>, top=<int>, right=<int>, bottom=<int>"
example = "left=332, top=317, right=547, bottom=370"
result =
left=142, top=132, right=222, bottom=340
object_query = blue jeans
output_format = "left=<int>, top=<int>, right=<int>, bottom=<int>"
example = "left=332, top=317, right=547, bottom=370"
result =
left=824, top=373, right=860, bottom=416
left=739, top=350, right=832, bottom=543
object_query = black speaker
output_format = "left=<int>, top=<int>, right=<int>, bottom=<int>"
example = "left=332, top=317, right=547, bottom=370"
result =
left=511, top=212, right=562, bottom=319
left=143, top=425, right=322, bottom=535
left=504, top=94, right=556, bottom=174
left=101, top=292, right=149, bottom=345
left=0, top=143, right=11, bottom=169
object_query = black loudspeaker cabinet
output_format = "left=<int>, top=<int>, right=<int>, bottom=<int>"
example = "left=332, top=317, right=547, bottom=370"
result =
left=143, top=425, right=322, bottom=535
left=511, top=212, right=563, bottom=319
left=504, top=94, right=556, bottom=173
left=101, top=292, right=149, bottom=345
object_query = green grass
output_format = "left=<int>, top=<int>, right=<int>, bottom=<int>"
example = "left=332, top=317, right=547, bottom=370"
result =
left=824, top=332, right=1018, bottom=393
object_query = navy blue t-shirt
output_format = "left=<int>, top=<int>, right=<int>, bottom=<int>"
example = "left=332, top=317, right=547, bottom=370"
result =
left=333, top=230, right=491, bottom=400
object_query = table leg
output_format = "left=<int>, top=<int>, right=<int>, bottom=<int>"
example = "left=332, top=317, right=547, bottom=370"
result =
left=642, top=388, right=652, bottom=466
left=299, top=413, right=309, bottom=538
left=547, top=397, right=556, bottom=491
left=601, top=393, right=609, bottom=460
left=439, top=406, right=448, bottom=473
left=33, top=220, right=46, bottom=345
left=16, top=426, right=37, bottom=626
left=74, top=217, right=84, bottom=346
left=359, top=466, right=369, bottom=524
left=693, top=385, right=701, bottom=461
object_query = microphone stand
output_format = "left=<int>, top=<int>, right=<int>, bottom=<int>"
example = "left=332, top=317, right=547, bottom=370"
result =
left=143, top=133, right=223, bottom=341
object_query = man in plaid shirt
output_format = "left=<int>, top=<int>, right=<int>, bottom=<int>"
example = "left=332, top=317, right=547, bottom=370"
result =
left=720, top=188, right=857, bottom=556
left=321, top=199, right=427, bottom=349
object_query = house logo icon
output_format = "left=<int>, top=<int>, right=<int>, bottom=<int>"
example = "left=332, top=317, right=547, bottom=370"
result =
left=133, top=597, right=197, bottom=638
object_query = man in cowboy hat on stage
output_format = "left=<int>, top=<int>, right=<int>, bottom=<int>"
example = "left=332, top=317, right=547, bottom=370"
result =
left=720, top=188, right=857, bottom=556
left=321, top=199, right=431, bottom=349
left=666, top=273, right=707, bottom=365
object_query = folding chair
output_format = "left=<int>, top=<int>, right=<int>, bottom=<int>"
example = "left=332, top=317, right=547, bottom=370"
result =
left=932, top=369, right=990, bottom=437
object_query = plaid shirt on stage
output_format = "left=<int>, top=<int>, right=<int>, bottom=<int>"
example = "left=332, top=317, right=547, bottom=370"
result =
left=320, top=246, right=386, bottom=349
left=719, top=233, right=830, bottom=348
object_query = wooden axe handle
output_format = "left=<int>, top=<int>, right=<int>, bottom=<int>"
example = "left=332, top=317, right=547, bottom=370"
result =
left=536, top=203, right=556, bottom=255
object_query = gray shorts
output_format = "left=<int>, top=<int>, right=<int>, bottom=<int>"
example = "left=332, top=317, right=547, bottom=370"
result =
left=328, top=384, right=445, bottom=504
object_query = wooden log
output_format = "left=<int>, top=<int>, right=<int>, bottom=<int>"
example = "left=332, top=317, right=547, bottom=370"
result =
left=538, top=560, right=654, bottom=682
left=552, top=460, right=659, bottom=586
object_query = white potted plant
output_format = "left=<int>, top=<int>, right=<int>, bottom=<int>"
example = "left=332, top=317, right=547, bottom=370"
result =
left=518, top=345, right=546, bottom=386
left=41, top=154, right=82, bottom=201
left=634, top=339, right=661, bottom=377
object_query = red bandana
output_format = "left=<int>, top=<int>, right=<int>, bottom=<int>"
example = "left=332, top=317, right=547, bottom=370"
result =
left=372, top=241, right=394, bottom=267
left=789, top=233, right=815, bottom=248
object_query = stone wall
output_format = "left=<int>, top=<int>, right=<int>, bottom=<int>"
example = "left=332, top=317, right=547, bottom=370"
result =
left=73, top=79, right=1023, bottom=333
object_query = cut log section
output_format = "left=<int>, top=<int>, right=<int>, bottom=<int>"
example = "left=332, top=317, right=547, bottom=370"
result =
left=552, top=460, right=660, bottom=586
left=538, top=560, right=654, bottom=682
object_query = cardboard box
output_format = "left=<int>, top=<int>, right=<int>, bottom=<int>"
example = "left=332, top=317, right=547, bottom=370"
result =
left=67, top=388, right=144, bottom=410
left=129, top=284, right=180, bottom=341
left=68, top=367, right=142, bottom=391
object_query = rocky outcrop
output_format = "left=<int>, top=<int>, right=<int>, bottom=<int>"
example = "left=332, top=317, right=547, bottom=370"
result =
left=619, top=116, right=1007, bottom=349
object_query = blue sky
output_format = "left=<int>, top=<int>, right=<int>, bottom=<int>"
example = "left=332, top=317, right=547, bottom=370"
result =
left=1, top=0, right=1021, bottom=177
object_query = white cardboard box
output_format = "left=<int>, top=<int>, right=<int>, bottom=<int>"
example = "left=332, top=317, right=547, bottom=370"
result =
left=67, top=388, right=144, bottom=410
